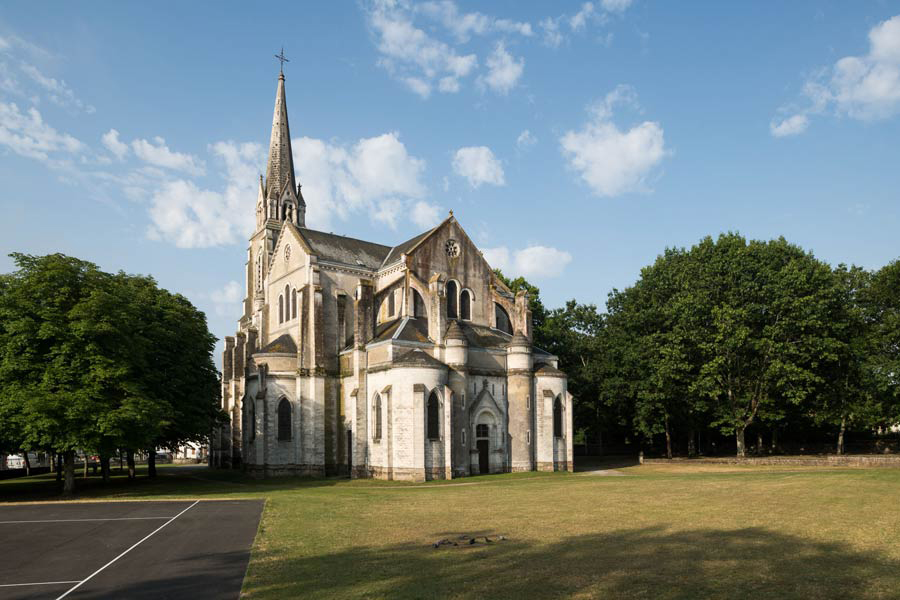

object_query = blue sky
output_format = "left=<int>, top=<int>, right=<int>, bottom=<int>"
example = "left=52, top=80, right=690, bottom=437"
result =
left=1, top=1, right=899, bottom=363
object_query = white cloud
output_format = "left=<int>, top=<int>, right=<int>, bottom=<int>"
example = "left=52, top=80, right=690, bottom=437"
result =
left=132, top=137, right=205, bottom=176
left=373, top=198, right=404, bottom=229
left=480, top=41, right=524, bottom=94
left=769, top=114, right=809, bottom=138
left=411, top=200, right=441, bottom=229
left=540, top=0, right=630, bottom=47
left=404, top=76, right=432, bottom=98
left=452, top=146, right=505, bottom=188
left=539, top=18, right=565, bottom=48
left=19, top=63, right=94, bottom=114
left=570, top=3, right=596, bottom=31
left=0, top=102, right=84, bottom=161
left=146, top=141, right=262, bottom=248
left=483, top=245, right=572, bottom=279
left=438, top=76, right=460, bottom=93
left=601, top=0, right=633, bottom=14
left=516, top=129, right=537, bottom=150
left=560, top=85, right=667, bottom=197
left=774, top=14, right=900, bottom=135
left=209, top=280, right=243, bottom=316
left=0, top=34, right=93, bottom=113
left=482, top=246, right=511, bottom=271
left=416, top=1, right=532, bottom=42
left=101, top=128, right=129, bottom=159
left=294, top=131, right=427, bottom=230
left=366, top=0, right=477, bottom=99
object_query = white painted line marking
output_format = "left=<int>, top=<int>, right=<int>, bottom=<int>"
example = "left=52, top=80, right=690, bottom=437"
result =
left=54, top=500, right=199, bottom=600
left=0, top=581, right=80, bottom=587
left=0, top=517, right=172, bottom=524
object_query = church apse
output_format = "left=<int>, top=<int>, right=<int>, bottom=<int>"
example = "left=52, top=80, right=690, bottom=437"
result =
left=211, top=57, right=573, bottom=480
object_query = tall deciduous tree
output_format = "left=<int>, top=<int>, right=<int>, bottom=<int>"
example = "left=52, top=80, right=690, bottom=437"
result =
left=865, top=260, right=900, bottom=425
left=0, top=253, right=222, bottom=494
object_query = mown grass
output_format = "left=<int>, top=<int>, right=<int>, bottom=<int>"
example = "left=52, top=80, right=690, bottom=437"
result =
left=3, top=462, right=900, bottom=599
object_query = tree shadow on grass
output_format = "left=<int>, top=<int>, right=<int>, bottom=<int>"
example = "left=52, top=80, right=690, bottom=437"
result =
left=575, top=455, right=640, bottom=472
left=0, top=466, right=343, bottom=502
left=246, top=526, right=900, bottom=599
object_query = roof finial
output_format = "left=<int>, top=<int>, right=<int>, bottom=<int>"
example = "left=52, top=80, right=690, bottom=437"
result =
left=449, top=209, right=454, bottom=217
left=275, top=47, right=289, bottom=76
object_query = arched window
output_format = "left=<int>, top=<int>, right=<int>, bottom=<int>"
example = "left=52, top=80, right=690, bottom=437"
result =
left=553, top=396, right=563, bottom=438
left=277, top=398, right=291, bottom=441
left=427, top=391, right=440, bottom=440
left=373, top=393, right=382, bottom=441
left=460, top=290, right=472, bottom=320
left=388, top=290, right=395, bottom=316
left=495, top=303, right=512, bottom=335
left=291, top=288, right=297, bottom=319
left=446, top=280, right=458, bottom=319
left=476, top=423, right=489, bottom=438
left=278, top=295, right=284, bottom=324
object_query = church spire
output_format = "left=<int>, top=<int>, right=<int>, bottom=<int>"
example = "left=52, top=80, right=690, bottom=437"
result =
left=264, top=64, right=297, bottom=204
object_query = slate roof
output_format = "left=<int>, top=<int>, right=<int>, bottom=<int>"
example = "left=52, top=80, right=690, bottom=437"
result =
left=457, top=322, right=513, bottom=350
left=259, top=333, right=297, bottom=354
left=298, top=228, right=392, bottom=270
left=534, top=363, right=566, bottom=376
left=380, top=229, right=433, bottom=268
left=392, top=348, right=447, bottom=369
left=371, top=317, right=430, bottom=344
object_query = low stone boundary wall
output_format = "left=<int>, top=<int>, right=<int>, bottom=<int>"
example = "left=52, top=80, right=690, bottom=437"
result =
left=642, top=455, right=900, bottom=467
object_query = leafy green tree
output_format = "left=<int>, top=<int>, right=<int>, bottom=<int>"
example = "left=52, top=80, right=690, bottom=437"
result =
left=811, top=266, right=878, bottom=453
left=864, top=260, right=900, bottom=425
left=686, top=235, right=844, bottom=456
left=0, top=253, right=222, bottom=493
left=0, top=254, right=110, bottom=493
left=541, top=300, right=605, bottom=444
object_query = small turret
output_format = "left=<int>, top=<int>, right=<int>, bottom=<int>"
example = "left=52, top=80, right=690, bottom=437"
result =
left=445, top=320, right=468, bottom=366
left=507, top=329, right=532, bottom=371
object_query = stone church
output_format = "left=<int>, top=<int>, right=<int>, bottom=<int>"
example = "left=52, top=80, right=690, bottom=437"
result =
left=211, top=68, right=573, bottom=481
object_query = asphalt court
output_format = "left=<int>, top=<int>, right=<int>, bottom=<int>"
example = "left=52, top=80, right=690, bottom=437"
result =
left=0, top=499, right=263, bottom=600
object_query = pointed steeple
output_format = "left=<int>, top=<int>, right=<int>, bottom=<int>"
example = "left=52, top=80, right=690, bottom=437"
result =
left=264, top=71, right=297, bottom=203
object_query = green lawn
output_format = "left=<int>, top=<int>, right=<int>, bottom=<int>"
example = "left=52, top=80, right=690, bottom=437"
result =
left=3, top=462, right=900, bottom=599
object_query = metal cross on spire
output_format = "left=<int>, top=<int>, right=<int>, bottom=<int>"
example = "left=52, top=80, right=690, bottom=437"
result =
left=275, top=47, right=289, bottom=74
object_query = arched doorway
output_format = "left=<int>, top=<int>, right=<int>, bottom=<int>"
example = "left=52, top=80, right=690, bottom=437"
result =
left=473, top=411, right=495, bottom=475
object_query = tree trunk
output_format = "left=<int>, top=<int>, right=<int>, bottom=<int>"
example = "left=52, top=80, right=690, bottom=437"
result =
left=597, top=430, right=604, bottom=457
left=126, top=449, right=136, bottom=480
left=756, top=431, right=764, bottom=455
left=50, top=451, right=56, bottom=473
left=687, top=429, right=696, bottom=458
left=83, top=453, right=89, bottom=479
left=736, top=428, right=746, bottom=457
left=22, top=450, right=30, bottom=476
left=100, top=455, right=111, bottom=483
left=56, top=453, right=63, bottom=482
left=837, top=416, right=847, bottom=455
left=664, top=415, right=673, bottom=459
left=770, top=429, right=778, bottom=454
left=63, top=450, right=75, bottom=496
left=147, top=448, right=157, bottom=479
left=119, top=451, right=124, bottom=472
